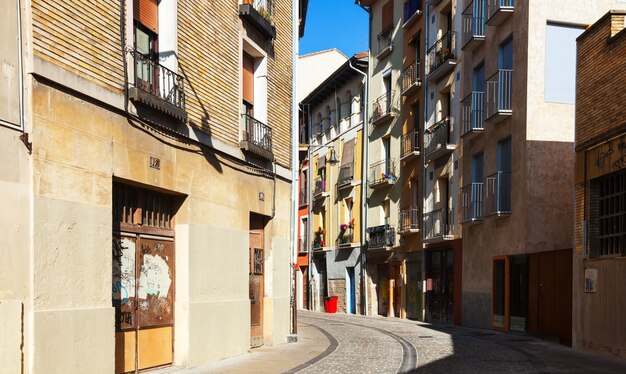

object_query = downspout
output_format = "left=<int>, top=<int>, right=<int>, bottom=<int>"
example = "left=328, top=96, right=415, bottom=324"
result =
left=290, top=0, right=299, bottom=337
left=422, top=1, right=430, bottom=322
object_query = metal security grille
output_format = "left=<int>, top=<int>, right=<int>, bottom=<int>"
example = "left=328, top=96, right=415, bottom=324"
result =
left=597, top=170, right=626, bottom=256
left=113, top=183, right=175, bottom=229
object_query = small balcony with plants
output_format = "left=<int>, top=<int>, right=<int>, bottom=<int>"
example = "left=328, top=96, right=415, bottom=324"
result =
left=400, top=128, right=420, bottom=162
left=313, top=176, right=329, bottom=200
left=369, top=159, right=397, bottom=189
left=401, top=60, right=421, bottom=97
left=402, top=0, right=423, bottom=29
left=313, top=227, right=327, bottom=250
left=240, top=114, right=273, bottom=160
left=460, top=91, right=484, bottom=138
left=371, top=91, right=396, bottom=126
left=461, top=183, right=484, bottom=223
left=239, top=0, right=276, bottom=39
left=485, top=69, right=513, bottom=124
left=424, top=117, right=455, bottom=162
left=128, top=49, right=187, bottom=121
left=484, top=171, right=511, bottom=217
left=398, top=207, right=420, bottom=235
left=338, top=219, right=356, bottom=248
left=337, top=163, right=355, bottom=190
left=462, top=0, right=486, bottom=51
left=377, top=25, right=394, bottom=60
left=367, top=224, right=396, bottom=249
left=486, top=0, right=514, bottom=26
left=423, top=208, right=456, bottom=241
left=426, top=30, right=456, bottom=82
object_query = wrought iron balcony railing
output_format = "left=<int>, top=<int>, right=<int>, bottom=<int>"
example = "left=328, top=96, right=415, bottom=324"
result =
left=338, top=163, right=355, bottom=187
left=367, top=224, right=396, bottom=248
left=403, top=0, right=423, bottom=26
left=486, top=69, right=513, bottom=122
left=461, top=183, right=484, bottom=222
left=313, top=176, right=326, bottom=198
left=400, top=128, right=420, bottom=161
left=377, top=26, right=394, bottom=58
left=427, top=31, right=456, bottom=76
left=369, top=159, right=397, bottom=187
left=462, top=0, right=486, bottom=50
left=371, top=91, right=396, bottom=125
left=241, top=114, right=273, bottom=158
left=424, top=117, right=452, bottom=157
left=461, top=92, right=485, bottom=136
left=486, top=0, right=514, bottom=26
left=402, top=61, right=421, bottom=96
left=129, top=50, right=186, bottom=119
left=239, top=0, right=276, bottom=38
left=399, top=207, right=420, bottom=233
left=423, top=208, right=456, bottom=240
left=484, top=171, right=511, bottom=216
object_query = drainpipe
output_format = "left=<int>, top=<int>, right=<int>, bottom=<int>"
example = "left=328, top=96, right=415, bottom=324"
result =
left=290, top=0, right=299, bottom=337
left=422, top=1, right=431, bottom=322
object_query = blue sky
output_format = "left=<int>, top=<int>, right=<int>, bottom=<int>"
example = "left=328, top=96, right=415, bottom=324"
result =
left=300, top=0, right=368, bottom=58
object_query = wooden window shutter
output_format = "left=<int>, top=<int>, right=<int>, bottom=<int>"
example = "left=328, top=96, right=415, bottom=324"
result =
left=382, top=1, right=394, bottom=30
left=243, top=53, right=255, bottom=105
left=134, top=0, right=159, bottom=34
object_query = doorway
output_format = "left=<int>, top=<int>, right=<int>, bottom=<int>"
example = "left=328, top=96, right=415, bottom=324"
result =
left=249, top=214, right=266, bottom=348
left=347, top=267, right=356, bottom=314
left=426, top=248, right=454, bottom=323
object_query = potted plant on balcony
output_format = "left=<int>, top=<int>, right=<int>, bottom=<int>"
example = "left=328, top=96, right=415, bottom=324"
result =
left=313, top=227, right=326, bottom=248
left=435, top=48, right=454, bottom=65
left=338, top=219, right=355, bottom=245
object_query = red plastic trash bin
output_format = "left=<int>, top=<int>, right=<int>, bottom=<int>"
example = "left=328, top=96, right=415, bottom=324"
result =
left=324, top=296, right=338, bottom=313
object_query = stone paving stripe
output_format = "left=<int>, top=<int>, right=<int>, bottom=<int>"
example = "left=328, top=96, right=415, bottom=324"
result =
left=282, top=322, right=339, bottom=374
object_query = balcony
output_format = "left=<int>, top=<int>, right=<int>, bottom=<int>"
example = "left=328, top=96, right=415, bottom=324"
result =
left=338, top=225, right=356, bottom=248
left=313, top=229, right=326, bottom=250
left=484, top=171, right=511, bottom=217
left=424, top=117, right=455, bottom=162
left=313, top=176, right=329, bottom=200
left=486, top=0, right=514, bottom=26
left=371, top=91, right=396, bottom=126
left=403, top=0, right=423, bottom=29
left=367, top=224, right=396, bottom=249
left=427, top=31, right=457, bottom=82
left=462, top=0, right=486, bottom=51
left=429, top=0, right=444, bottom=7
left=401, top=61, right=421, bottom=97
left=377, top=26, right=394, bottom=60
left=460, top=92, right=484, bottom=138
left=399, top=207, right=420, bottom=235
left=128, top=50, right=187, bottom=121
left=423, top=208, right=456, bottom=241
left=485, top=69, right=513, bottom=124
left=461, top=183, right=484, bottom=223
left=299, top=187, right=308, bottom=207
left=240, top=114, right=273, bottom=160
left=400, top=129, right=420, bottom=162
left=369, top=159, right=397, bottom=189
left=239, top=0, right=276, bottom=39
left=337, top=163, right=355, bottom=190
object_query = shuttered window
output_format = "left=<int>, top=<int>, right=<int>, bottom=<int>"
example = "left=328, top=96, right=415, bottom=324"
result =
left=341, top=139, right=355, bottom=166
left=382, top=1, right=394, bottom=31
left=243, top=52, right=255, bottom=105
left=134, top=0, right=158, bottom=33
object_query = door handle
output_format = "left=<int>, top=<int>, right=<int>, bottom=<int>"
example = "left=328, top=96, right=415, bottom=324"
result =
left=539, top=283, right=544, bottom=295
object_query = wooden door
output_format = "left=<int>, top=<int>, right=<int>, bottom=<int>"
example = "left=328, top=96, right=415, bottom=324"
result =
left=302, top=266, right=309, bottom=310
left=249, top=215, right=265, bottom=348
left=391, top=263, right=401, bottom=317
left=537, top=249, right=572, bottom=345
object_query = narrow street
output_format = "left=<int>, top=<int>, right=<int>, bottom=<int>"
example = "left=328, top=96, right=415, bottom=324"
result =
left=174, top=310, right=626, bottom=374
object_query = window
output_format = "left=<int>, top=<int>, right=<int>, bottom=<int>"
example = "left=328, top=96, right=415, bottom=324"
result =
left=496, top=137, right=512, bottom=213
left=1, top=0, right=21, bottom=128
left=383, top=137, right=391, bottom=175
left=473, top=62, right=485, bottom=92
left=499, top=37, right=513, bottom=70
left=382, top=0, right=394, bottom=31
left=134, top=0, right=159, bottom=91
left=336, top=97, right=342, bottom=125
left=544, top=23, right=585, bottom=104
left=593, top=170, right=626, bottom=257
left=359, top=85, right=365, bottom=122
left=242, top=52, right=255, bottom=116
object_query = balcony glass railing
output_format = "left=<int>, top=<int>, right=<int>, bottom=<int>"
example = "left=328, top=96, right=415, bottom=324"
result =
left=461, top=92, right=484, bottom=135
left=377, top=26, right=393, bottom=56
left=399, top=207, right=420, bottom=233
left=241, top=114, right=273, bottom=154
left=131, top=50, right=185, bottom=110
left=371, top=91, right=395, bottom=124
left=424, top=117, right=451, bottom=156
left=462, top=0, right=486, bottom=47
left=427, top=31, right=456, bottom=75
left=367, top=224, right=396, bottom=248
left=338, top=163, right=355, bottom=186
left=401, top=61, right=421, bottom=94
left=403, top=0, right=422, bottom=23
left=401, top=129, right=420, bottom=159
left=486, top=69, right=513, bottom=120
left=484, top=171, right=511, bottom=216
left=369, top=159, right=397, bottom=186
left=461, top=183, right=484, bottom=222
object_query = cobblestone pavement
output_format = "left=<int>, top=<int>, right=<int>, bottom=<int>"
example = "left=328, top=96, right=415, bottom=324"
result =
left=295, top=310, right=626, bottom=374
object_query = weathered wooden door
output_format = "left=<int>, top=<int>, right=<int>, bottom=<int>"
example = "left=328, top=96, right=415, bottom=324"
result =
left=537, top=249, right=572, bottom=345
left=249, top=215, right=265, bottom=348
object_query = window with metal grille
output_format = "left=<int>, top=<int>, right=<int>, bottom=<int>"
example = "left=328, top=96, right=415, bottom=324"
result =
left=113, top=182, right=175, bottom=230
left=595, top=170, right=626, bottom=256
